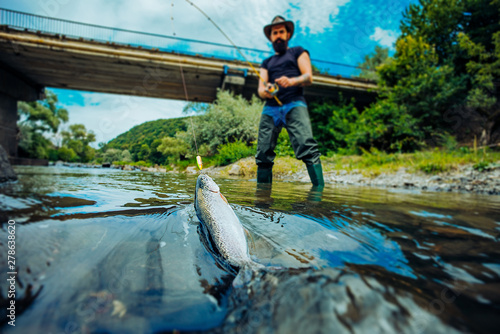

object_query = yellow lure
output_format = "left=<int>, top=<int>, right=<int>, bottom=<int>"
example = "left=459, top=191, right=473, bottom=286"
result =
left=196, top=155, right=203, bottom=170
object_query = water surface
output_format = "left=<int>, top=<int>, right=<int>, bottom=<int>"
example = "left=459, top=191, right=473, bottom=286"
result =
left=1, top=166, right=499, bottom=333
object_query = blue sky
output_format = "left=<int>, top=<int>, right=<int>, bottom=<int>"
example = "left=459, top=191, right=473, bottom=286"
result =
left=0, top=0, right=416, bottom=147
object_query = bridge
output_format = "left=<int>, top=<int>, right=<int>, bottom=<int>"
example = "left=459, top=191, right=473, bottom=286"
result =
left=0, top=8, right=378, bottom=158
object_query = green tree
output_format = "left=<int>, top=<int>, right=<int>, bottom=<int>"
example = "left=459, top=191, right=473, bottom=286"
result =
left=157, top=136, right=190, bottom=163
left=372, top=0, right=500, bottom=147
left=17, top=90, right=69, bottom=159
left=355, top=46, right=390, bottom=81
left=149, top=138, right=164, bottom=165
left=379, top=35, right=467, bottom=131
left=103, top=148, right=122, bottom=163
left=57, top=146, right=77, bottom=162
left=183, top=90, right=263, bottom=154
left=309, top=97, right=360, bottom=153
left=121, top=149, right=132, bottom=163
left=138, top=144, right=151, bottom=161
left=60, top=124, right=96, bottom=162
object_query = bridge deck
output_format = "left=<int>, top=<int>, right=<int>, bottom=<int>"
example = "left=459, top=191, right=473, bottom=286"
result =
left=0, top=26, right=377, bottom=105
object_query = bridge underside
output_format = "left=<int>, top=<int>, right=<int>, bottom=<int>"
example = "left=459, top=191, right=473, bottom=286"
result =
left=0, top=26, right=378, bottom=157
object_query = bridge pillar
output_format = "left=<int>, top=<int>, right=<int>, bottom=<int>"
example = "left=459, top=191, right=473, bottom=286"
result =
left=0, top=93, right=18, bottom=157
left=0, top=67, right=43, bottom=157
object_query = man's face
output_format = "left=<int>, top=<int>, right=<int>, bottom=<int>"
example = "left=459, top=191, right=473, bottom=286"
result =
left=270, top=24, right=289, bottom=42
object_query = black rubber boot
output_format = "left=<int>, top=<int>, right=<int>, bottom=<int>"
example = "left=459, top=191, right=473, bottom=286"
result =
left=257, top=167, right=273, bottom=183
left=306, top=163, right=324, bottom=187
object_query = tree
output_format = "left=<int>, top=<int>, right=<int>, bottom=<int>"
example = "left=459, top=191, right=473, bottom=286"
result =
left=355, top=46, right=390, bottom=81
left=183, top=90, right=263, bottom=154
left=17, top=89, right=69, bottom=159
left=102, top=148, right=122, bottom=163
left=60, top=124, right=96, bottom=162
left=379, top=35, right=467, bottom=131
left=157, top=136, right=190, bottom=163
left=375, top=0, right=500, bottom=146
left=309, top=97, right=360, bottom=153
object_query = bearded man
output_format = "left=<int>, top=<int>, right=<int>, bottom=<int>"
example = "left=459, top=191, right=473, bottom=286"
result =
left=256, top=15, right=324, bottom=187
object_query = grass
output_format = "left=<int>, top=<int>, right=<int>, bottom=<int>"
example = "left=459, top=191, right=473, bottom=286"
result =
left=322, top=147, right=500, bottom=177
left=138, top=146, right=500, bottom=178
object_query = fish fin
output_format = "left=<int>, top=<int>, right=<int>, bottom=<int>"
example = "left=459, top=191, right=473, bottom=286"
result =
left=232, top=261, right=267, bottom=288
left=220, top=193, right=228, bottom=204
left=244, top=228, right=256, bottom=250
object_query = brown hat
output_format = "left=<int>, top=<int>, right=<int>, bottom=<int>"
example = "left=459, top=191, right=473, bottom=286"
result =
left=263, top=15, right=294, bottom=41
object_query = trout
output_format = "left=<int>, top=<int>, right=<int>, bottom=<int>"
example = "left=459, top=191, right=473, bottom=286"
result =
left=194, top=174, right=257, bottom=273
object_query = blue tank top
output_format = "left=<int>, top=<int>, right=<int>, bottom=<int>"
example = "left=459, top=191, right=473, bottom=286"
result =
left=261, top=46, right=309, bottom=107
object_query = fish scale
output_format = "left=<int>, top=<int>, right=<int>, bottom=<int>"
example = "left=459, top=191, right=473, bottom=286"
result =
left=195, top=174, right=252, bottom=270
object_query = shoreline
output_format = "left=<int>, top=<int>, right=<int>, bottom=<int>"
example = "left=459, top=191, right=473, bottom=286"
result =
left=11, top=159, right=500, bottom=196
left=200, top=157, right=500, bottom=196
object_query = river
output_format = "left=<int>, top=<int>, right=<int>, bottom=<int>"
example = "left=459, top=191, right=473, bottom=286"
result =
left=1, top=166, right=499, bottom=333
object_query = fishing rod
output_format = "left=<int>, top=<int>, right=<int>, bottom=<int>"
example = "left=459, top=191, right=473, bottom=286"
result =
left=171, top=1, right=203, bottom=170
left=183, top=0, right=283, bottom=106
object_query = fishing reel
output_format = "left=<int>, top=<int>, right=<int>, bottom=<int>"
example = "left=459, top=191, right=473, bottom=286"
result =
left=266, top=83, right=279, bottom=96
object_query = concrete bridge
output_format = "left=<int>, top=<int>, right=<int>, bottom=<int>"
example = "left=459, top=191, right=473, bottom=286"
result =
left=0, top=8, right=377, bottom=158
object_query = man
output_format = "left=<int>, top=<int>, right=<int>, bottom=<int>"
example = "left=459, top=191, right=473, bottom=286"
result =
left=256, top=15, right=324, bottom=186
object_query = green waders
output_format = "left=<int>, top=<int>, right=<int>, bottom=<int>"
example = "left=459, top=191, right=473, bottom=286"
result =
left=255, top=105, right=324, bottom=186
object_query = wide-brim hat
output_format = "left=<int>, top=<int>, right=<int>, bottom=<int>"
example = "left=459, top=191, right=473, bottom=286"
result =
left=264, top=15, right=294, bottom=41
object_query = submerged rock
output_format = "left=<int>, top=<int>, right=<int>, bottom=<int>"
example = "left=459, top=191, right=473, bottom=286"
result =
left=216, top=268, right=462, bottom=334
left=0, top=145, right=17, bottom=183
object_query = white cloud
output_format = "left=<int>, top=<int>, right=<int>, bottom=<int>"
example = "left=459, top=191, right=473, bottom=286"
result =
left=60, top=92, right=190, bottom=147
left=369, top=27, right=398, bottom=48
left=287, top=0, right=351, bottom=35
left=3, top=0, right=354, bottom=144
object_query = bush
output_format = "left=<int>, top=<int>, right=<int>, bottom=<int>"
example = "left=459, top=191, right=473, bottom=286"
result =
left=58, top=146, right=77, bottom=162
left=215, top=140, right=255, bottom=166
left=346, top=99, right=423, bottom=153
left=275, top=130, right=295, bottom=157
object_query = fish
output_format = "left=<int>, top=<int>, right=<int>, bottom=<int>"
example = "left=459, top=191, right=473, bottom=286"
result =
left=194, top=173, right=260, bottom=274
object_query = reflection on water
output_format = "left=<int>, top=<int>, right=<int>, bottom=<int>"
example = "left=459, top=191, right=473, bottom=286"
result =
left=1, top=166, right=499, bottom=333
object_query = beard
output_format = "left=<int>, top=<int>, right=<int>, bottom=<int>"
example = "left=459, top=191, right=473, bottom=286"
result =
left=272, top=38, right=288, bottom=55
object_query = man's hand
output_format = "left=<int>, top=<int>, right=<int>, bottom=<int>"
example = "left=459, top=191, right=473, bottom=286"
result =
left=275, top=76, right=295, bottom=88
left=260, top=83, right=274, bottom=99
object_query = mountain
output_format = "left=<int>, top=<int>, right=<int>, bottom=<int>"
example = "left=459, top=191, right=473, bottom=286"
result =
left=102, top=117, right=188, bottom=151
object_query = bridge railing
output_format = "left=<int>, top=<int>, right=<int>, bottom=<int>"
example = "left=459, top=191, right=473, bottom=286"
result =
left=0, top=7, right=369, bottom=78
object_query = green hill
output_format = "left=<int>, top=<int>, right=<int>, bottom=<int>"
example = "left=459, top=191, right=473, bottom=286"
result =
left=102, top=117, right=188, bottom=151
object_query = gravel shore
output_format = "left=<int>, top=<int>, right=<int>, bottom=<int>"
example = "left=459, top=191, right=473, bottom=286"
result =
left=201, top=158, right=500, bottom=196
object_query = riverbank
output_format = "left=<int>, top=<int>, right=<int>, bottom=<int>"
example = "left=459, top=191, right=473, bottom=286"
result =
left=200, top=156, right=500, bottom=196
left=34, top=155, right=500, bottom=196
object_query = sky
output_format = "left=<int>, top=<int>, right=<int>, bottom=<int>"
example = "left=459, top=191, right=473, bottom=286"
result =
left=0, top=0, right=417, bottom=147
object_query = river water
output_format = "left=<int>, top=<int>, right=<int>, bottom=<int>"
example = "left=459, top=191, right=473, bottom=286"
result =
left=0, top=166, right=499, bottom=333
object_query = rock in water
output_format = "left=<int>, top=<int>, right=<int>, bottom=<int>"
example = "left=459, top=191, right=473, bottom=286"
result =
left=0, top=145, right=17, bottom=183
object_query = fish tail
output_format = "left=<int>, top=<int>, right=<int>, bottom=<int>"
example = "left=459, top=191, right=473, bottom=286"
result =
left=232, top=261, right=284, bottom=287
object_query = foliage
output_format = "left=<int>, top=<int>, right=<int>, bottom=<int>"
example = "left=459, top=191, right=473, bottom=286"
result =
left=157, top=136, right=190, bottom=163
left=102, top=149, right=122, bottom=163
left=60, top=124, right=96, bottom=162
left=392, top=0, right=500, bottom=144
left=348, top=99, right=423, bottom=153
left=321, top=147, right=500, bottom=176
left=309, top=97, right=360, bottom=154
left=275, top=130, right=295, bottom=157
left=458, top=31, right=500, bottom=110
left=355, top=46, right=390, bottom=81
left=101, top=118, right=187, bottom=153
left=57, top=146, right=78, bottom=162
left=17, top=90, right=69, bottom=159
left=215, top=140, right=255, bottom=166
left=379, top=35, right=468, bottom=132
left=183, top=90, right=263, bottom=154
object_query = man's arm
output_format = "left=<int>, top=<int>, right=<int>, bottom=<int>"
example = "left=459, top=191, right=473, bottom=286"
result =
left=258, top=68, right=273, bottom=99
left=274, top=51, right=313, bottom=88
left=295, top=51, right=313, bottom=86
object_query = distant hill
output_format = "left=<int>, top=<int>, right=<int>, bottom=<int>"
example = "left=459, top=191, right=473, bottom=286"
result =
left=102, top=117, right=188, bottom=151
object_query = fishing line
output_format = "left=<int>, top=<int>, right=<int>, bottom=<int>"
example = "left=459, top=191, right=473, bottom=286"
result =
left=171, top=0, right=203, bottom=170
left=183, top=0, right=283, bottom=106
